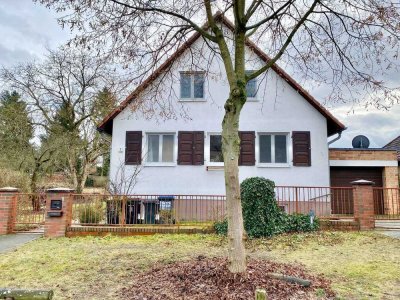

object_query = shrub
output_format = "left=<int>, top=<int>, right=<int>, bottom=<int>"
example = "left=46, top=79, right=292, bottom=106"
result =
left=285, top=213, right=319, bottom=232
left=241, top=177, right=287, bottom=238
left=214, top=219, right=228, bottom=235
left=0, top=168, right=30, bottom=192
left=214, top=177, right=319, bottom=237
left=78, top=204, right=104, bottom=224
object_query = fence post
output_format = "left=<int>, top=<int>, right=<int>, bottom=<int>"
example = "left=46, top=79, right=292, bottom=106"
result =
left=44, top=188, right=74, bottom=238
left=0, top=187, right=19, bottom=235
left=295, top=187, right=299, bottom=213
left=352, top=180, right=375, bottom=230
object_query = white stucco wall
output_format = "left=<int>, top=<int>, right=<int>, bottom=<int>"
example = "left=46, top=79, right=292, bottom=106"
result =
left=109, top=36, right=330, bottom=195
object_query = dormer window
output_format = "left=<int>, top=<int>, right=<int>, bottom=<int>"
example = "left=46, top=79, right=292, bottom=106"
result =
left=180, top=72, right=205, bottom=100
left=246, top=70, right=257, bottom=98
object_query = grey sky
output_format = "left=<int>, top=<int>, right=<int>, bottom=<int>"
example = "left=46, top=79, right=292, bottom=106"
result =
left=0, top=0, right=398, bottom=148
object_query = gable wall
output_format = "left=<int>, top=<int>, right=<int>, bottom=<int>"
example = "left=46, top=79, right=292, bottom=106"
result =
left=110, top=36, right=330, bottom=194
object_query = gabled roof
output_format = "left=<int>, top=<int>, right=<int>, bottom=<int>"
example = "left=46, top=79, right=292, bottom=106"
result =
left=98, top=14, right=346, bottom=136
left=383, top=135, right=400, bottom=160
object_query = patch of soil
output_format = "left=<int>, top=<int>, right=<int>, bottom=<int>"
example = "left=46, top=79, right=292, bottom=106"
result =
left=119, top=257, right=334, bottom=299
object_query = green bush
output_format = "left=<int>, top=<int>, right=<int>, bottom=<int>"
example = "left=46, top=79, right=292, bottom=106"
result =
left=214, top=219, right=228, bottom=235
left=241, top=177, right=287, bottom=237
left=285, top=213, right=319, bottom=232
left=214, top=177, right=319, bottom=237
left=78, top=204, right=104, bottom=224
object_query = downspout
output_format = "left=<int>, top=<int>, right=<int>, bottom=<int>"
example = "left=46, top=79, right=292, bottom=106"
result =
left=328, top=131, right=342, bottom=146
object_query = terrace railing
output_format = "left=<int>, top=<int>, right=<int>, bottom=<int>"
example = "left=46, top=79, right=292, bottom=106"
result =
left=70, top=186, right=356, bottom=226
left=275, top=186, right=354, bottom=217
left=71, top=194, right=227, bottom=226
left=373, top=187, right=400, bottom=219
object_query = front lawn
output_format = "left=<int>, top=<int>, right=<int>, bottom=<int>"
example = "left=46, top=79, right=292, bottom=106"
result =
left=0, top=232, right=399, bottom=299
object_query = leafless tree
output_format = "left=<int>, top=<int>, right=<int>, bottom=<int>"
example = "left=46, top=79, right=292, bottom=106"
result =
left=108, top=159, right=144, bottom=195
left=37, top=0, right=400, bottom=273
left=0, top=47, right=121, bottom=193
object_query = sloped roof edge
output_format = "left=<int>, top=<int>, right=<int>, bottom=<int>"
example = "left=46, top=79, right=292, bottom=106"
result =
left=98, top=13, right=346, bottom=136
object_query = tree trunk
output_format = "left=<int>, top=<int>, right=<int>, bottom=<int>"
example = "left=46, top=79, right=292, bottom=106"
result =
left=222, top=92, right=246, bottom=273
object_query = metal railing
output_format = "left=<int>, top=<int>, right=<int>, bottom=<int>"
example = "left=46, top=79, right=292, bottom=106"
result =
left=275, top=186, right=354, bottom=217
left=71, top=194, right=226, bottom=226
left=373, top=188, right=400, bottom=219
left=13, top=193, right=46, bottom=232
left=70, top=186, right=356, bottom=226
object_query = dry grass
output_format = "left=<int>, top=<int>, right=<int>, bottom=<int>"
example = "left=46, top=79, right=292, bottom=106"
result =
left=250, top=231, right=400, bottom=300
left=0, top=232, right=399, bottom=299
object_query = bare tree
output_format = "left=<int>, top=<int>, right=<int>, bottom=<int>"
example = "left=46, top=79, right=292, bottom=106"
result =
left=1, top=48, right=120, bottom=193
left=108, top=159, right=144, bottom=195
left=37, top=0, right=400, bottom=273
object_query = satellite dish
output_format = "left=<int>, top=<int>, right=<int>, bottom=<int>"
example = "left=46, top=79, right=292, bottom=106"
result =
left=352, top=135, right=370, bottom=149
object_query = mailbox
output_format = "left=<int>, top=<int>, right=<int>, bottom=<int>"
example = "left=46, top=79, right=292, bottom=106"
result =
left=50, top=199, right=62, bottom=210
left=48, top=199, right=63, bottom=217
left=47, top=211, right=63, bottom=217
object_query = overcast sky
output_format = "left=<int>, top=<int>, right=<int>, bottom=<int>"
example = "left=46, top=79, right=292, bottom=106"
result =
left=0, top=0, right=398, bottom=148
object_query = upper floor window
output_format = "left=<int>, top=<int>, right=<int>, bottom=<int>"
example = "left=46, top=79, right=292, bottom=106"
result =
left=180, top=72, right=205, bottom=99
left=259, top=133, right=288, bottom=164
left=147, top=133, right=175, bottom=163
left=246, top=70, right=257, bottom=98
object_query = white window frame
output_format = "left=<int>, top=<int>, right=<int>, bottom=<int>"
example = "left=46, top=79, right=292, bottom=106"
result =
left=179, top=71, right=206, bottom=101
left=256, top=132, right=291, bottom=168
left=144, top=132, right=177, bottom=167
left=206, top=132, right=224, bottom=167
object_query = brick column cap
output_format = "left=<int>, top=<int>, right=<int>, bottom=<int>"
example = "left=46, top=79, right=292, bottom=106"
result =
left=351, top=179, right=375, bottom=186
left=0, top=187, right=20, bottom=192
left=47, top=187, right=75, bottom=193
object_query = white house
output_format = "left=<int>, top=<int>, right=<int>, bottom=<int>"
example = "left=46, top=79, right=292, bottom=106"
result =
left=98, top=16, right=345, bottom=195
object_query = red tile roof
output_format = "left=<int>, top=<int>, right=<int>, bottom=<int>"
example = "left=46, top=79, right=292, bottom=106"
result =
left=98, top=14, right=346, bottom=136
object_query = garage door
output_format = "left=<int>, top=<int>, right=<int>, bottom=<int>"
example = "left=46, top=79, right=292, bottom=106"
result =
left=330, top=167, right=384, bottom=215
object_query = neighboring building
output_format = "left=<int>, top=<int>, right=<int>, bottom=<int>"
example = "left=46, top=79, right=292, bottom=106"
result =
left=329, top=148, right=399, bottom=188
left=98, top=16, right=346, bottom=195
left=383, top=135, right=400, bottom=164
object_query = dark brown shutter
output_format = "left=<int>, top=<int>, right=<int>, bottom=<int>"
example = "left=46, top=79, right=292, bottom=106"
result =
left=178, top=131, right=204, bottom=165
left=125, top=131, right=142, bottom=165
left=292, top=131, right=311, bottom=166
left=239, top=131, right=255, bottom=166
left=193, top=131, right=204, bottom=165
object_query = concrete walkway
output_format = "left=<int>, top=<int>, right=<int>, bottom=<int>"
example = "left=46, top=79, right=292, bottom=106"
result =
left=379, top=231, right=400, bottom=239
left=0, top=234, right=42, bottom=253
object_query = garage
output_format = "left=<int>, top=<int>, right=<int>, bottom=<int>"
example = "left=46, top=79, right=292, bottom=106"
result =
left=330, top=167, right=384, bottom=215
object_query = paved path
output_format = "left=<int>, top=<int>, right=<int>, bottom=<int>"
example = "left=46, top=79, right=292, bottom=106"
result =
left=379, top=231, right=400, bottom=239
left=0, top=234, right=42, bottom=253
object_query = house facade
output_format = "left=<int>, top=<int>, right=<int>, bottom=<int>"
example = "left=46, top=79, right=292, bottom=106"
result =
left=98, top=17, right=345, bottom=195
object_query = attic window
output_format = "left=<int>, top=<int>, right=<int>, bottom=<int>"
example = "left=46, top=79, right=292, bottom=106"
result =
left=180, top=72, right=205, bottom=99
left=246, top=70, right=257, bottom=98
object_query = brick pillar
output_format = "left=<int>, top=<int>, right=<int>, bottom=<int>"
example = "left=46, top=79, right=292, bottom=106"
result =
left=0, top=187, right=19, bottom=235
left=352, top=180, right=375, bottom=230
left=44, top=188, right=74, bottom=238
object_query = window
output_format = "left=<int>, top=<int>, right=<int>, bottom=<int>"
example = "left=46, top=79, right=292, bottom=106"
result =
left=246, top=70, right=257, bottom=98
left=180, top=72, right=205, bottom=99
left=259, top=134, right=288, bottom=164
left=210, top=134, right=223, bottom=162
left=147, top=134, right=175, bottom=163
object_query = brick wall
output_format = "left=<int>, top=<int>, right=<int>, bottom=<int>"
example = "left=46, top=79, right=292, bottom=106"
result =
left=329, top=149, right=397, bottom=161
left=353, top=181, right=375, bottom=230
left=0, top=188, right=18, bottom=234
left=383, top=166, right=399, bottom=188
left=44, top=189, right=74, bottom=238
